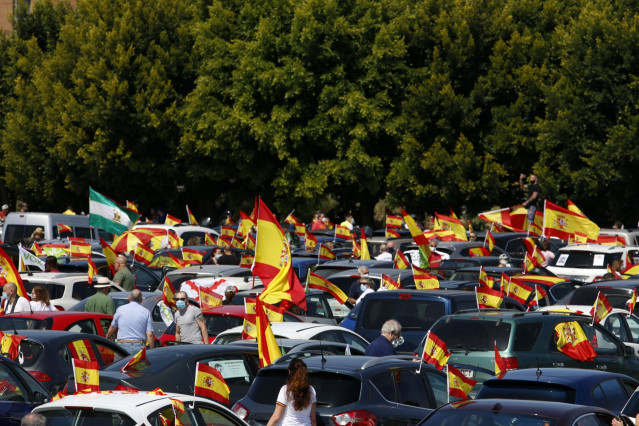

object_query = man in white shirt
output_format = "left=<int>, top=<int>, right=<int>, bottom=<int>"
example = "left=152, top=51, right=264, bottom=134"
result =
left=2, top=282, right=31, bottom=313
left=376, top=245, right=393, bottom=261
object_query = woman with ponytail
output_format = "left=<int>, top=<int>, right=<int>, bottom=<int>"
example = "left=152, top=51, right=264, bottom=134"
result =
left=267, top=358, right=316, bottom=426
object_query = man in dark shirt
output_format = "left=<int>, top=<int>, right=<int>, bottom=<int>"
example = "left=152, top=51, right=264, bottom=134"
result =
left=365, top=319, right=402, bottom=357
left=216, top=246, right=240, bottom=265
left=348, top=266, right=370, bottom=304
left=520, top=173, right=541, bottom=230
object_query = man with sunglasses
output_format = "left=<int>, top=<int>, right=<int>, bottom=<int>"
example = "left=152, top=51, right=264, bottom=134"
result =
left=174, top=291, right=208, bottom=344
left=106, top=289, right=154, bottom=354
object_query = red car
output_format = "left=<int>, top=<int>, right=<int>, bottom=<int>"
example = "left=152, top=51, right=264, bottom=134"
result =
left=159, top=305, right=303, bottom=346
left=0, top=311, right=113, bottom=337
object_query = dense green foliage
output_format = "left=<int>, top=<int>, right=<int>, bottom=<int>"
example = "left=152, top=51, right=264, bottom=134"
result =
left=1, top=0, right=638, bottom=226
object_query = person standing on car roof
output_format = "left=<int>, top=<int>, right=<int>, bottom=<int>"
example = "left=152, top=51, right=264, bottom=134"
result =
left=85, top=277, right=115, bottom=315
left=113, top=255, right=135, bottom=291
left=106, top=289, right=154, bottom=353
left=520, top=173, right=541, bottom=230
left=174, top=291, right=208, bottom=344
left=365, top=319, right=403, bottom=357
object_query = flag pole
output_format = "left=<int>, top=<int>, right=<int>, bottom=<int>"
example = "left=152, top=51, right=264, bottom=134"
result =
left=446, top=364, right=450, bottom=403
left=592, top=291, right=600, bottom=326
left=475, top=287, right=480, bottom=310
left=317, top=244, right=321, bottom=266
left=542, top=199, right=547, bottom=239
left=417, top=330, right=429, bottom=374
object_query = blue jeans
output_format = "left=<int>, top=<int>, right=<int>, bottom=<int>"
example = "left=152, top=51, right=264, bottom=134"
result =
left=527, top=205, right=537, bottom=229
left=117, top=341, right=146, bottom=355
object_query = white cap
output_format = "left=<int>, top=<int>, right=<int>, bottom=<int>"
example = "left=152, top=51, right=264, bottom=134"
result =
left=94, top=277, right=111, bottom=288
left=1, top=205, right=8, bottom=210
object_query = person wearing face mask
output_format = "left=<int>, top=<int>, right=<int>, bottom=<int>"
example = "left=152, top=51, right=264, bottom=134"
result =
left=365, top=319, right=403, bottom=357
left=340, top=214, right=355, bottom=231
left=348, top=266, right=370, bottom=304
left=520, top=173, right=541, bottom=230
left=356, top=278, right=374, bottom=304
left=106, top=289, right=154, bottom=354
left=174, top=291, right=208, bottom=344
left=2, top=281, right=31, bottom=313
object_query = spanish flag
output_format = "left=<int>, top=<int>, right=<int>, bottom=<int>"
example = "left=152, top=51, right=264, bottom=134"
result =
left=448, top=365, right=476, bottom=400
left=87, top=256, right=98, bottom=285
left=220, top=226, right=235, bottom=237
left=514, top=274, right=568, bottom=286
left=478, top=266, right=490, bottom=288
left=505, top=278, right=533, bottom=305
left=422, top=332, right=450, bottom=370
left=591, top=291, right=613, bottom=324
left=394, top=251, right=410, bottom=269
left=523, top=253, right=536, bottom=273
left=71, top=239, right=91, bottom=258
left=385, top=228, right=401, bottom=238
left=186, top=205, right=198, bottom=226
left=171, top=397, right=185, bottom=413
left=401, top=209, right=431, bottom=264
left=293, top=223, right=306, bottom=237
left=522, top=237, right=536, bottom=255
left=194, top=362, right=230, bottom=405
left=352, top=238, right=361, bottom=259
left=543, top=200, right=600, bottom=242
left=319, top=244, right=336, bottom=261
left=554, top=321, right=596, bottom=361
left=485, top=231, right=495, bottom=253
left=413, top=272, right=439, bottom=290
left=386, top=215, right=403, bottom=228
left=567, top=199, right=586, bottom=217
left=182, top=248, right=203, bottom=265
left=99, top=237, right=117, bottom=274
left=73, top=359, right=100, bottom=392
left=121, top=347, right=151, bottom=373
left=433, top=213, right=467, bottom=242
left=253, top=199, right=306, bottom=310
left=285, top=213, right=301, bottom=225
left=0, top=332, right=25, bottom=360
left=494, top=342, right=507, bottom=377
left=0, top=247, right=29, bottom=301
left=256, top=297, right=283, bottom=367
left=335, top=225, right=352, bottom=240
left=57, top=223, right=73, bottom=234
left=242, top=298, right=286, bottom=339
left=307, top=272, right=348, bottom=304
left=162, top=277, right=177, bottom=310
left=239, top=211, right=255, bottom=237
left=360, top=230, right=371, bottom=260
left=240, top=254, right=254, bottom=269
left=476, top=286, right=503, bottom=309
left=126, top=200, right=139, bottom=214
left=204, top=233, right=217, bottom=246
left=381, top=274, right=401, bottom=290
left=200, top=286, right=223, bottom=310
left=164, top=214, right=182, bottom=226
left=469, top=247, right=489, bottom=257
left=305, top=232, right=318, bottom=251
left=31, top=241, right=44, bottom=256
left=134, top=244, right=154, bottom=266
left=628, top=288, right=637, bottom=314
left=68, top=339, right=97, bottom=361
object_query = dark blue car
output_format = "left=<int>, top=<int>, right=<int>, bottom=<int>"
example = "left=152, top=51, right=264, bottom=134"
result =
left=476, top=367, right=638, bottom=415
left=0, top=355, right=50, bottom=424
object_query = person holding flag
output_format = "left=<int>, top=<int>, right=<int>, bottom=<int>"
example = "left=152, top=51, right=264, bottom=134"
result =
left=267, top=358, right=317, bottom=426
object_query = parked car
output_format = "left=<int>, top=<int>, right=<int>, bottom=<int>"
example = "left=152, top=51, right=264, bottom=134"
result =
left=82, top=345, right=261, bottom=407
left=12, top=330, right=128, bottom=393
left=2, top=211, right=100, bottom=244
left=163, top=265, right=260, bottom=290
left=0, top=311, right=113, bottom=337
left=213, top=323, right=370, bottom=354
left=430, top=257, right=502, bottom=280
left=476, top=368, right=638, bottom=414
left=19, top=272, right=124, bottom=310
left=131, top=223, right=219, bottom=247
left=33, top=390, right=249, bottom=425
left=547, top=244, right=639, bottom=282
left=234, top=355, right=451, bottom=425
left=417, top=398, right=620, bottom=426
left=54, top=257, right=162, bottom=291
left=312, top=259, right=394, bottom=278
left=0, top=355, right=50, bottom=425
left=229, top=339, right=366, bottom=357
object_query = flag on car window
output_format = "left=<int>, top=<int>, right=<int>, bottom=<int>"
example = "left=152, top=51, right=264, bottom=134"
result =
left=505, top=278, right=533, bottom=306
left=89, top=188, right=140, bottom=236
left=68, top=339, right=97, bottom=362
left=164, top=214, right=182, bottom=226
left=628, top=289, right=637, bottom=316
left=242, top=298, right=285, bottom=339
left=200, top=286, right=223, bottom=310
left=433, top=212, right=467, bottom=242
left=386, top=215, right=403, bottom=228
left=413, top=272, right=439, bottom=290
left=57, top=223, right=73, bottom=235
left=220, top=226, right=235, bottom=237
left=181, top=248, right=203, bottom=265
left=170, top=397, right=185, bottom=414
left=523, top=252, right=536, bottom=273
left=307, top=272, right=348, bottom=304
left=475, top=286, right=503, bottom=309
left=422, top=332, right=450, bottom=370
left=554, top=321, right=596, bottom=361
left=591, top=291, right=613, bottom=325
left=255, top=298, right=283, bottom=368
left=121, top=347, right=151, bottom=373
left=352, top=238, right=361, bottom=259
left=99, top=237, right=117, bottom=275
left=0, top=332, right=25, bottom=360
left=394, top=251, right=410, bottom=269
left=359, top=230, right=371, bottom=260
left=166, top=252, right=186, bottom=269
left=494, top=342, right=507, bottom=378
left=469, top=247, right=489, bottom=257
left=73, top=358, right=100, bottom=392
left=194, top=362, right=230, bottom=404
left=240, top=254, right=254, bottom=269
left=385, top=228, right=401, bottom=238
left=485, top=231, right=495, bottom=253
left=381, top=274, right=401, bottom=291
left=335, top=225, right=352, bottom=240
left=70, top=240, right=91, bottom=258
left=447, top=365, right=476, bottom=400
left=162, top=277, right=178, bottom=310
left=204, top=233, right=217, bottom=246
left=305, top=232, right=318, bottom=251
left=527, top=285, right=547, bottom=309
left=478, top=266, right=490, bottom=288
left=318, top=244, right=336, bottom=261
left=186, top=205, right=198, bottom=226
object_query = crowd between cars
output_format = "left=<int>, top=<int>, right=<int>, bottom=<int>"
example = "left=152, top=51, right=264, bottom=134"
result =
left=3, top=202, right=639, bottom=425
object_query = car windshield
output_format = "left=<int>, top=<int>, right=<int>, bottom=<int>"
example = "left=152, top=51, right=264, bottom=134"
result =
left=430, top=319, right=512, bottom=351
left=551, top=251, right=621, bottom=269
left=571, top=288, right=632, bottom=308
left=38, top=409, right=136, bottom=425
left=360, top=299, right=446, bottom=331
left=477, top=381, right=575, bottom=404
left=248, top=370, right=361, bottom=407
left=424, top=409, right=557, bottom=425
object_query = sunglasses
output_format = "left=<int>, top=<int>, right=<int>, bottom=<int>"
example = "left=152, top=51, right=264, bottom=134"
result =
left=175, top=297, right=187, bottom=301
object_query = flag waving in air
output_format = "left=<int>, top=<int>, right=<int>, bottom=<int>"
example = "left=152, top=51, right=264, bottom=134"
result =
left=253, top=199, right=306, bottom=310
left=401, top=209, right=431, bottom=265
left=162, top=278, right=177, bottom=310
left=421, top=332, right=450, bottom=370
left=186, top=206, right=198, bottom=226
left=448, top=365, right=477, bottom=400
left=554, top=321, right=596, bottom=361
left=591, top=291, right=613, bottom=325
left=194, top=362, right=230, bottom=405
left=121, top=347, right=151, bottom=372
left=0, top=247, right=29, bottom=301
left=89, top=188, right=140, bottom=236
left=255, top=297, right=282, bottom=367
left=629, top=289, right=637, bottom=316
left=433, top=212, right=467, bottom=241
left=494, top=342, right=507, bottom=377
left=394, top=251, right=410, bottom=269
left=307, top=272, right=348, bottom=304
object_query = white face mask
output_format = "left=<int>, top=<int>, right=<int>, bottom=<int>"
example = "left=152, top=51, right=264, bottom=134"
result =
left=392, top=336, right=404, bottom=348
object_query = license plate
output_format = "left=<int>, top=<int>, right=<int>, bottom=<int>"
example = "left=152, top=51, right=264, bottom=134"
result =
left=459, top=369, right=474, bottom=379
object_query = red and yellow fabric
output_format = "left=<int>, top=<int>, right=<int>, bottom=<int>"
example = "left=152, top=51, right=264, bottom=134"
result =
left=505, top=278, right=533, bottom=305
left=252, top=199, right=306, bottom=310
left=242, top=297, right=286, bottom=339
left=31, top=242, right=44, bottom=256
left=531, top=248, right=545, bottom=268
left=573, top=232, right=589, bottom=244
left=162, top=278, right=177, bottom=310
left=629, top=288, right=637, bottom=313
left=385, top=229, right=401, bottom=238
left=335, top=225, right=352, bottom=240
left=386, top=215, right=403, bottom=228
left=515, top=275, right=569, bottom=287
left=394, top=251, right=410, bottom=269
left=494, top=342, right=507, bottom=377
left=186, top=206, right=198, bottom=226
left=476, top=286, right=503, bottom=309
left=0, top=332, right=25, bottom=360
left=68, top=339, right=97, bottom=362
left=0, top=247, right=29, bottom=301
left=51, top=391, right=67, bottom=401
left=87, top=256, right=98, bottom=285
left=401, top=210, right=431, bottom=265
left=433, top=213, right=467, bottom=242
left=527, top=285, right=547, bottom=308
left=555, top=321, right=597, bottom=361
left=597, top=235, right=625, bottom=245
left=381, top=274, right=401, bottom=290
left=57, top=223, right=73, bottom=234
left=591, top=292, right=613, bottom=324
left=523, top=253, right=536, bottom=273
left=240, top=254, right=254, bottom=269
left=194, top=363, right=230, bottom=404
left=165, top=214, right=182, bottom=226
left=285, top=213, right=301, bottom=225
left=567, top=199, right=586, bottom=217
left=181, top=248, right=203, bottom=265
left=256, top=298, right=283, bottom=367
left=522, top=238, right=536, bottom=256
left=413, top=272, right=439, bottom=290
left=244, top=234, right=256, bottom=250
left=220, top=226, right=236, bottom=238
left=543, top=200, right=600, bottom=242
left=200, top=286, right=223, bottom=310
left=120, top=347, right=151, bottom=372
left=73, top=359, right=100, bottom=392
left=293, top=223, right=306, bottom=237
left=422, top=332, right=450, bottom=370
left=469, top=247, right=489, bottom=257
left=307, top=272, right=348, bottom=304
left=305, top=232, right=318, bottom=251
left=166, top=252, right=186, bottom=269
left=204, top=233, right=217, bottom=246
left=352, top=239, right=361, bottom=259
left=134, top=244, right=154, bottom=266
left=485, top=231, right=495, bottom=253
left=126, top=201, right=139, bottom=214
left=359, top=230, right=371, bottom=260
left=319, top=244, right=336, bottom=261
left=111, top=231, right=145, bottom=254
left=448, top=365, right=477, bottom=400
left=99, top=237, right=117, bottom=274
left=478, top=266, right=490, bottom=288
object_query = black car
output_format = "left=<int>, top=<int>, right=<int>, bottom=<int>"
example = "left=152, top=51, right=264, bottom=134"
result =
left=85, top=344, right=260, bottom=406
left=234, top=355, right=451, bottom=425
left=562, top=279, right=639, bottom=312
left=418, top=398, right=620, bottom=425
left=0, top=355, right=50, bottom=425
left=55, top=256, right=161, bottom=291
left=13, top=330, right=128, bottom=393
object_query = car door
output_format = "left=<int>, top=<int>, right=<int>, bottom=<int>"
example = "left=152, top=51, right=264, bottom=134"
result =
left=90, top=339, right=127, bottom=368
left=0, top=361, right=43, bottom=425
left=387, top=367, right=436, bottom=422
left=194, top=352, right=259, bottom=405
left=579, top=322, right=628, bottom=374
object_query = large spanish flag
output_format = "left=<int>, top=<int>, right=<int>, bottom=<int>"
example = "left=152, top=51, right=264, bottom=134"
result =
left=253, top=199, right=306, bottom=310
left=256, top=297, right=282, bottom=367
left=194, top=362, right=230, bottom=405
left=476, top=286, right=503, bottom=309
left=0, top=247, right=29, bottom=300
left=68, top=339, right=97, bottom=362
left=422, top=332, right=450, bottom=370
left=360, top=230, right=371, bottom=260
left=307, top=272, right=348, bottom=304
left=543, top=200, right=599, bottom=242
left=73, top=359, right=100, bottom=392
left=555, top=321, right=596, bottom=361
left=448, top=365, right=476, bottom=400
left=433, top=213, right=467, bottom=241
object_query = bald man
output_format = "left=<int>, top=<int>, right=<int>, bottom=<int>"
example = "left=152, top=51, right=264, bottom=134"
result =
left=113, top=255, right=135, bottom=291
left=2, top=282, right=30, bottom=313
left=107, top=289, right=154, bottom=354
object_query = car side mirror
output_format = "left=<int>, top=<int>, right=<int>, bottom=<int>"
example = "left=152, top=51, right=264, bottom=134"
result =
left=34, top=392, right=47, bottom=404
left=625, top=344, right=635, bottom=358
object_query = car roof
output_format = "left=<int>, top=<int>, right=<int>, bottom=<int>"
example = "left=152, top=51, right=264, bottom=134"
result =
left=434, top=398, right=612, bottom=417
left=359, top=289, right=478, bottom=300
left=166, top=264, right=245, bottom=275
left=263, top=354, right=426, bottom=373
left=440, top=310, right=588, bottom=322
left=582, top=279, right=639, bottom=289
left=218, top=322, right=360, bottom=337
left=485, top=367, right=636, bottom=386
left=3, top=311, right=112, bottom=319
left=558, top=244, right=635, bottom=253
left=11, top=329, right=109, bottom=342
left=317, top=259, right=394, bottom=268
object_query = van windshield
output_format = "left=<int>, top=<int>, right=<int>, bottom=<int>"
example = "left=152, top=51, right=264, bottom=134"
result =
left=550, top=251, right=621, bottom=269
left=430, top=319, right=512, bottom=351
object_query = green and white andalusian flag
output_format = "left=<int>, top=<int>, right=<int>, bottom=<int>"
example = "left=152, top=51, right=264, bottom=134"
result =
left=89, top=188, right=140, bottom=236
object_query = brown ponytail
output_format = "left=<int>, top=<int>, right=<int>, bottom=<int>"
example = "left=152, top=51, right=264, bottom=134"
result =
left=286, top=358, right=311, bottom=411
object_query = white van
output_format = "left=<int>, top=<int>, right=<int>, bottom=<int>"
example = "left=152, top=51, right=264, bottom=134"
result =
left=2, top=212, right=100, bottom=244
left=546, top=243, right=639, bottom=282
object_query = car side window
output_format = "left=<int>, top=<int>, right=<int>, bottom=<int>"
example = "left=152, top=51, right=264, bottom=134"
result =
left=581, top=323, right=622, bottom=356
left=572, top=413, right=613, bottom=426
left=626, top=315, right=639, bottom=344
left=0, top=363, right=27, bottom=402
left=94, top=341, right=125, bottom=367
left=604, top=314, right=628, bottom=342
left=597, top=379, right=630, bottom=412
left=193, top=403, right=239, bottom=425
left=66, top=319, right=98, bottom=335
left=100, top=318, right=111, bottom=336
left=341, top=333, right=368, bottom=353
left=370, top=372, right=396, bottom=402
left=72, top=282, right=95, bottom=300
left=314, top=331, right=343, bottom=343
left=422, top=370, right=448, bottom=407
left=393, top=369, right=433, bottom=408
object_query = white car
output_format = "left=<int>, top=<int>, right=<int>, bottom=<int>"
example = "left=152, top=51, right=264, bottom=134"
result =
left=540, top=305, right=639, bottom=357
left=163, top=265, right=262, bottom=292
left=213, top=322, right=370, bottom=354
left=547, top=244, right=639, bottom=282
left=20, top=272, right=124, bottom=310
left=32, top=390, right=248, bottom=425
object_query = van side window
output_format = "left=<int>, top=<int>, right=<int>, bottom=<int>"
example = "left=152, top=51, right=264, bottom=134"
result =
left=75, top=227, right=92, bottom=239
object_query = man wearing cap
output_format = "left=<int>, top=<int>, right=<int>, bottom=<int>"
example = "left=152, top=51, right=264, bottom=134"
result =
left=106, top=289, right=154, bottom=353
left=0, top=204, right=9, bottom=222
left=85, top=277, right=115, bottom=315
left=222, top=286, right=237, bottom=305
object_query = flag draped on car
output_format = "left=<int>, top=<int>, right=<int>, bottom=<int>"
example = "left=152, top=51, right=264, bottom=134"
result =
left=194, top=362, right=230, bottom=405
left=554, top=321, right=596, bottom=361
left=89, top=188, right=140, bottom=236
